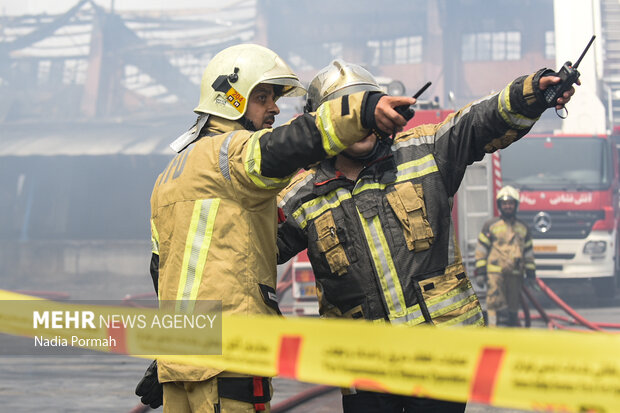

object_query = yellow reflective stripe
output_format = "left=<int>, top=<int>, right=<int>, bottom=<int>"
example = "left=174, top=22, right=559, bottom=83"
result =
left=351, top=157, right=437, bottom=196
left=428, top=292, right=479, bottom=320
left=395, top=154, right=438, bottom=182
left=487, top=264, right=502, bottom=273
left=478, top=232, right=490, bottom=245
left=151, top=219, right=160, bottom=254
left=425, top=280, right=474, bottom=307
left=292, top=189, right=351, bottom=229
left=498, top=82, right=538, bottom=129
left=352, top=182, right=385, bottom=195
left=438, top=306, right=485, bottom=327
left=525, top=262, right=536, bottom=270
left=475, top=260, right=487, bottom=268
left=357, top=209, right=407, bottom=320
left=400, top=307, right=426, bottom=326
left=316, top=103, right=346, bottom=156
left=397, top=154, right=435, bottom=171
left=176, top=198, right=220, bottom=313
left=398, top=165, right=439, bottom=182
left=245, top=130, right=293, bottom=189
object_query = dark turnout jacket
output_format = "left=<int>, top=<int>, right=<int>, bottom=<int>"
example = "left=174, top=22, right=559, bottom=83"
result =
left=277, top=69, right=551, bottom=326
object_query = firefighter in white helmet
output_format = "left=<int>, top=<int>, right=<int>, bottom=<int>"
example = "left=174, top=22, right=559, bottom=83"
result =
left=475, top=185, right=536, bottom=327
left=277, top=60, right=573, bottom=412
left=135, top=45, right=415, bottom=413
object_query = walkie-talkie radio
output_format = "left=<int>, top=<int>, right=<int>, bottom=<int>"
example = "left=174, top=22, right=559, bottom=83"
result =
left=378, top=81, right=432, bottom=140
left=543, top=35, right=595, bottom=107
left=395, top=81, right=432, bottom=121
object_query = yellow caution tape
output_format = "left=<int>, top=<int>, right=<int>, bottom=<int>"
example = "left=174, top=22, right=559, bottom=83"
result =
left=1, top=289, right=619, bottom=412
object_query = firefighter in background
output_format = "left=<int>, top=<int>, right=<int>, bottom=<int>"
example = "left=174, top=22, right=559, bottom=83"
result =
left=135, top=44, right=414, bottom=413
left=277, top=61, right=575, bottom=413
left=474, top=185, right=536, bottom=327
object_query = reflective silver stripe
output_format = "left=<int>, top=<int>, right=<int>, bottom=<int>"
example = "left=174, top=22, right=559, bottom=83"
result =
left=357, top=210, right=409, bottom=322
left=172, top=149, right=190, bottom=180
left=391, top=134, right=435, bottom=150
left=434, top=94, right=494, bottom=143
left=498, top=83, right=538, bottom=129
left=219, top=132, right=235, bottom=181
left=365, top=217, right=404, bottom=316
left=427, top=287, right=478, bottom=319
left=161, top=154, right=181, bottom=185
left=292, top=188, right=351, bottom=229
left=391, top=306, right=426, bottom=326
left=396, top=155, right=437, bottom=179
left=439, top=307, right=485, bottom=327
left=448, top=220, right=456, bottom=265
left=177, top=198, right=220, bottom=313
left=278, top=173, right=314, bottom=208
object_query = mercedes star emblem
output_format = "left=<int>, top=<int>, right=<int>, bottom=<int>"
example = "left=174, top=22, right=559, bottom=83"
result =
left=533, top=211, right=551, bottom=233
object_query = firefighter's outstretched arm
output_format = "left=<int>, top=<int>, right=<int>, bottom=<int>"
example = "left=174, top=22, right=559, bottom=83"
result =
left=427, top=68, right=580, bottom=196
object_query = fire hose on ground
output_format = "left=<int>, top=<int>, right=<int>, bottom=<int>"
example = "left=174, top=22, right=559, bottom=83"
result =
left=520, top=278, right=620, bottom=332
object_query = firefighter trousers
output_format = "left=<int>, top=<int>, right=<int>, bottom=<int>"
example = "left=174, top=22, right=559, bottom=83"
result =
left=163, top=373, right=272, bottom=413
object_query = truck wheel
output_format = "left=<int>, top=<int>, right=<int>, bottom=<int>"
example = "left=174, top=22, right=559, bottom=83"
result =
left=592, top=276, right=616, bottom=300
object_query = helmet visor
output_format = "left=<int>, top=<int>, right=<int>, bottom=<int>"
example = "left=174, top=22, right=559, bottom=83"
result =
left=262, top=77, right=306, bottom=97
left=323, top=83, right=384, bottom=105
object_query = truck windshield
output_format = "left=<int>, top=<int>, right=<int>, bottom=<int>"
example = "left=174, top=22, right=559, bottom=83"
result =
left=501, top=136, right=612, bottom=191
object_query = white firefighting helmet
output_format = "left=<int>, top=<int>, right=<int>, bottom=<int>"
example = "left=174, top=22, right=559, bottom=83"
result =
left=170, top=44, right=305, bottom=152
left=496, top=185, right=520, bottom=214
left=194, top=43, right=305, bottom=118
left=305, top=59, right=383, bottom=112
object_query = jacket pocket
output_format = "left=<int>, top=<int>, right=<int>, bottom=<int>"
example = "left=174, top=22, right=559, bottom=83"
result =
left=419, top=269, right=483, bottom=327
left=315, top=210, right=349, bottom=275
left=386, top=182, right=434, bottom=251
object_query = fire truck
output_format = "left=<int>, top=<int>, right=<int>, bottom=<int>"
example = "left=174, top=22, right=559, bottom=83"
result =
left=500, top=133, right=620, bottom=300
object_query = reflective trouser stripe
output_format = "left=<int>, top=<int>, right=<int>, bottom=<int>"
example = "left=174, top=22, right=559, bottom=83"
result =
left=357, top=209, right=408, bottom=320
left=176, top=198, right=220, bottom=312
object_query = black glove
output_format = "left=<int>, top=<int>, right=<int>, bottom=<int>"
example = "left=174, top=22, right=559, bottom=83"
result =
left=136, top=360, right=163, bottom=409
